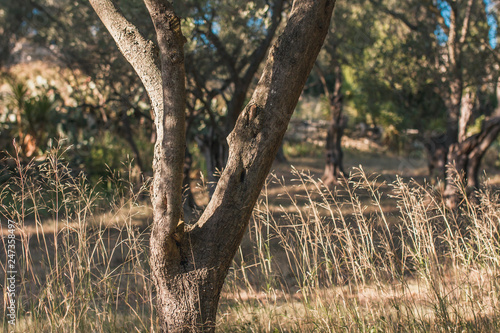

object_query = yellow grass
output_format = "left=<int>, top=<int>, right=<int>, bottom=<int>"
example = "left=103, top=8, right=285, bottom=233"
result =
left=1, top=147, right=500, bottom=332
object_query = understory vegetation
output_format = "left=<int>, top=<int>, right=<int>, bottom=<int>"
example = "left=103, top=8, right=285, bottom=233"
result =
left=1, top=150, right=500, bottom=332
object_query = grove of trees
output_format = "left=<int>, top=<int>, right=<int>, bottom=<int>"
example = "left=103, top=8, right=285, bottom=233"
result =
left=2, top=0, right=500, bottom=331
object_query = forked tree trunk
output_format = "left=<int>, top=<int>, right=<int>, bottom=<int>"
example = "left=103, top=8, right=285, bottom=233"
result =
left=443, top=77, right=500, bottom=207
left=444, top=116, right=500, bottom=207
left=369, top=0, right=477, bottom=208
left=89, top=0, right=336, bottom=331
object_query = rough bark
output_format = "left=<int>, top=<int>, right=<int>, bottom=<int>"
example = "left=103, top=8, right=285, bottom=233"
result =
left=142, top=1, right=190, bottom=331
left=89, top=0, right=335, bottom=331
left=183, top=3, right=335, bottom=328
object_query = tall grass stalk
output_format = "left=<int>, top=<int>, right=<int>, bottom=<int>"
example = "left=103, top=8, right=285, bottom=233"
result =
left=1, top=147, right=154, bottom=332
left=2, top=149, right=500, bottom=332
left=222, top=167, right=500, bottom=332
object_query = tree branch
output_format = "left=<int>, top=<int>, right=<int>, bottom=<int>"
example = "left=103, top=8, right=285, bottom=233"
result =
left=143, top=0, right=187, bottom=264
left=191, top=0, right=336, bottom=266
left=241, top=0, right=285, bottom=84
left=459, top=0, right=475, bottom=45
left=368, top=0, right=419, bottom=32
left=88, top=0, right=163, bottom=119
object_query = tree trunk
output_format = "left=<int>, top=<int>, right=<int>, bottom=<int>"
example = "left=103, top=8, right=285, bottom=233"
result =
left=316, top=61, right=345, bottom=186
left=467, top=148, right=482, bottom=190
left=89, top=0, right=335, bottom=331
left=275, top=143, right=288, bottom=163
left=444, top=116, right=500, bottom=207
left=323, top=112, right=345, bottom=186
left=424, top=133, right=447, bottom=181
left=152, top=262, right=224, bottom=331
left=182, top=147, right=198, bottom=221
left=443, top=77, right=466, bottom=206
left=443, top=141, right=468, bottom=208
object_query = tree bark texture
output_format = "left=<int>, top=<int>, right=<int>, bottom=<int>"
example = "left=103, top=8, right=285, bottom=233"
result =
left=89, top=0, right=336, bottom=331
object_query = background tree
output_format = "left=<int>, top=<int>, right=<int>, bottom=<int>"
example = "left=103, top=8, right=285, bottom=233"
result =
left=1, top=0, right=291, bottom=189
left=368, top=0, right=500, bottom=205
left=88, top=0, right=335, bottom=331
left=0, top=0, right=156, bottom=176
left=310, top=0, right=376, bottom=185
left=181, top=0, right=286, bottom=190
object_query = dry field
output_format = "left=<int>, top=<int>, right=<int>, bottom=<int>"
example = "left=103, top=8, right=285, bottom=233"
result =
left=1, top=146, right=500, bottom=332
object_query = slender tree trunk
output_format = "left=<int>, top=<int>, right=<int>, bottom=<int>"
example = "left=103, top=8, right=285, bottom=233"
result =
left=323, top=110, right=345, bottom=186
left=467, top=148, right=482, bottom=189
left=275, top=143, right=288, bottom=163
left=443, top=78, right=465, bottom=206
left=317, top=62, right=345, bottom=186
left=424, top=133, right=447, bottom=181
left=182, top=147, right=198, bottom=221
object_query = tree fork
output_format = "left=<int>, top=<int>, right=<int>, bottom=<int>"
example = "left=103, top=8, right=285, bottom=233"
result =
left=89, top=0, right=336, bottom=331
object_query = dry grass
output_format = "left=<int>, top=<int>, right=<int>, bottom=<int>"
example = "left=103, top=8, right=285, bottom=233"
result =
left=221, top=167, right=500, bottom=332
left=0, top=146, right=154, bottom=332
left=1, top=146, right=500, bottom=332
